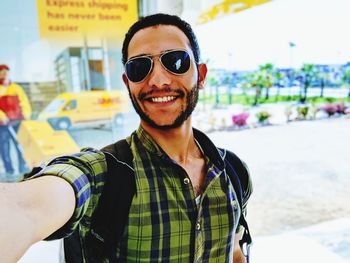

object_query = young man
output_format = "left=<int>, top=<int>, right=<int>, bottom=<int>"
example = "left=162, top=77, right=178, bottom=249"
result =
left=0, top=64, right=31, bottom=177
left=0, top=14, right=252, bottom=262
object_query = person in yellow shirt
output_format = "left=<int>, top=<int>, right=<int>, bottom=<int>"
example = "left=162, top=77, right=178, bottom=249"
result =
left=0, top=64, right=31, bottom=178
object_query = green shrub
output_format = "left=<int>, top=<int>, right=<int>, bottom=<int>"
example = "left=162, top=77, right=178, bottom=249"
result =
left=297, top=106, right=309, bottom=119
left=256, top=111, right=271, bottom=123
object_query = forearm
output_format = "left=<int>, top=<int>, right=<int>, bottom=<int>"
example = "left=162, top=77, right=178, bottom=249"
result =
left=0, top=184, right=35, bottom=262
left=20, top=99, right=32, bottom=119
left=0, top=177, right=75, bottom=262
left=0, top=182, right=40, bottom=262
left=15, top=84, right=32, bottom=119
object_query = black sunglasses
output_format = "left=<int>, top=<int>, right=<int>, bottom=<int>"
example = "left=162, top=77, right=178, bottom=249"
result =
left=125, top=49, right=192, bottom=83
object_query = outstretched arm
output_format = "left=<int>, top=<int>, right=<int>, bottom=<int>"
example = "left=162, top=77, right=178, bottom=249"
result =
left=0, top=176, right=75, bottom=263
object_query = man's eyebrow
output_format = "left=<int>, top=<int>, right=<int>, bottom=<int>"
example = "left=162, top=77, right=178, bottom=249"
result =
left=128, top=49, right=175, bottom=60
left=128, top=53, right=149, bottom=60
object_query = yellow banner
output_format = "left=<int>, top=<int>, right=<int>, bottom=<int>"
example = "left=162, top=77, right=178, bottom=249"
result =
left=197, top=0, right=272, bottom=25
left=37, top=0, right=138, bottom=40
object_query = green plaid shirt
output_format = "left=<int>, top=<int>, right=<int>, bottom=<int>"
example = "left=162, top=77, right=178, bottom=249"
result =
left=37, top=126, right=252, bottom=263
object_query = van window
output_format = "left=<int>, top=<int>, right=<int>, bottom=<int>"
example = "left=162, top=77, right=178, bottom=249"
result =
left=63, top=100, right=77, bottom=111
left=44, top=99, right=66, bottom=115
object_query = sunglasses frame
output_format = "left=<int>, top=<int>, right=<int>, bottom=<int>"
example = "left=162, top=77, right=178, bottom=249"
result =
left=124, top=49, right=193, bottom=83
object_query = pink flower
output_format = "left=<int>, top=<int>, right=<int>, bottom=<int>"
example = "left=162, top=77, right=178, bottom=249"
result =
left=232, top=112, right=249, bottom=127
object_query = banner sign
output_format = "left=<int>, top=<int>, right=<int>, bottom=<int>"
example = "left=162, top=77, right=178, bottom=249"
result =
left=197, top=0, right=272, bottom=25
left=37, top=0, right=138, bottom=40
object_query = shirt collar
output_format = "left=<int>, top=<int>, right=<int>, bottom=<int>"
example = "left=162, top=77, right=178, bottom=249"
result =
left=134, top=125, right=225, bottom=170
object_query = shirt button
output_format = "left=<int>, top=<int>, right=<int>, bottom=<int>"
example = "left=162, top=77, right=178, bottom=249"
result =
left=183, top=178, right=190, bottom=185
left=196, top=223, right=201, bottom=230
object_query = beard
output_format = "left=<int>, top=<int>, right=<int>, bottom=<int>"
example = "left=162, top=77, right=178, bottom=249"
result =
left=127, top=82, right=199, bottom=130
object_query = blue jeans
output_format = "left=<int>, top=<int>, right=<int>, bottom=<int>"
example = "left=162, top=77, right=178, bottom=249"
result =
left=0, top=125, right=14, bottom=174
left=11, top=121, right=28, bottom=173
left=0, top=122, right=27, bottom=175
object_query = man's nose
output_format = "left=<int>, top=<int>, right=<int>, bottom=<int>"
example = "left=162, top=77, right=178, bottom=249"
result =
left=146, top=59, right=172, bottom=88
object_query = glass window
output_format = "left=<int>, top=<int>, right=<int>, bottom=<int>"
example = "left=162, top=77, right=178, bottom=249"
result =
left=63, top=99, right=77, bottom=111
left=43, top=99, right=66, bottom=115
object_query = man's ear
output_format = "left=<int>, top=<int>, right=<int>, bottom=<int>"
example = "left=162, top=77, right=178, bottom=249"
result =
left=122, top=73, right=129, bottom=87
left=197, top=63, right=207, bottom=90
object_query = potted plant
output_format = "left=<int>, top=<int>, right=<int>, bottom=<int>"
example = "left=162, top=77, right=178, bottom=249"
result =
left=319, top=104, right=337, bottom=117
left=255, top=111, right=271, bottom=125
left=284, top=106, right=293, bottom=122
left=335, top=103, right=347, bottom=115
left=297, top=105, right=309, bottom=120
left=232, top=112, right=249, bottom=128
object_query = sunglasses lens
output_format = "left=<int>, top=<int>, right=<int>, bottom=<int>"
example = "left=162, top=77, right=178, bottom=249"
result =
left=125, top=57, right=152, bottom=82
left=161, top=50, right=191, bottom=74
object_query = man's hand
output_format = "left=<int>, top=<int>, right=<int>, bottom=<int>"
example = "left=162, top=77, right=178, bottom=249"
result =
left=233, top=231, right=247, bottom=263
left=0, top=113, right=8, bottom=125
left=0, top=176, right=75, bottom=263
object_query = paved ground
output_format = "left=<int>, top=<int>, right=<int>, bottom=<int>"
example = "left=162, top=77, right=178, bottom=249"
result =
left=209, top=117, right=350, bottom=235
left=252, top=218, right=350, bottom=263
left=209, top=117, right=350, bottom=262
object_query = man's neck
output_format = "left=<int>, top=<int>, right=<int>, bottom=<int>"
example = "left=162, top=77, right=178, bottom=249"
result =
left=140, top=119, right=201, bottom=164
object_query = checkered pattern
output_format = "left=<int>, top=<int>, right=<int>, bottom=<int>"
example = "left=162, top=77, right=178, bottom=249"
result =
left=37, top=126, right=252, bottom=262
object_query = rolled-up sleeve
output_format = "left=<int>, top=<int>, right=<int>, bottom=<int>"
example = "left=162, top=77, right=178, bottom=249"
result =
left=27, top=149, right=107, bottom=239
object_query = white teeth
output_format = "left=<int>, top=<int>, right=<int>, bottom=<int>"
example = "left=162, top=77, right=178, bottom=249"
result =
left=151, top=96, right=175, bottom=103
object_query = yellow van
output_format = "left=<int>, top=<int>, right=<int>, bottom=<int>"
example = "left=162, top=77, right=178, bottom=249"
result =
left=38, top=90, right=129, bottom=130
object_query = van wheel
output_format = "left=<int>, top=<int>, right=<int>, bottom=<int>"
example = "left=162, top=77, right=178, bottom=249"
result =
left=113, top=114, right=124, bottom=126
left=55, top=118, right=71, bottom=130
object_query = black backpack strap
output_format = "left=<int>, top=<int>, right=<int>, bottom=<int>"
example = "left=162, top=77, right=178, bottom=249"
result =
left=64, top=228, right=84, bottom=263
left=85, top=139, right=135, bottom=263
left=218, top=148, right=252, bottom=262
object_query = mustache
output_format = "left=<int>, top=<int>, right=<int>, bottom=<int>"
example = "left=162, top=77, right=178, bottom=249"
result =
left=138, top=87, right=185, bottom=100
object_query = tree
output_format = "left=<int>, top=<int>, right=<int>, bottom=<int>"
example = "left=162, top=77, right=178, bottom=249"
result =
left=240, top=72, right=254, bottom=104
left=207, top=74, right=220, bottom=105
left=318, top=71, right=331, bottom=98
left=260, top=63, right=275, bottom=100
left=297, top=63, right=319, bottom=103
left=341, top=66, right=350, bottom=97
left=250, top=63, right=275, bottom=105
left=221, top=73, right=234, bottom=104
left=274, top=71, right=287, bottom=101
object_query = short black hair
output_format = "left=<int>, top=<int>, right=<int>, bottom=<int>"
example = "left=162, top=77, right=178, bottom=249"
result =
left=122, top=13, right=200, bottom=65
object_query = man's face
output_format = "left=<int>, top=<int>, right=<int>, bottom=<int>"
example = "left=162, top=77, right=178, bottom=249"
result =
left=0, top=69, right=8, bottom=82
left=122, top=25, right=207, bottom=130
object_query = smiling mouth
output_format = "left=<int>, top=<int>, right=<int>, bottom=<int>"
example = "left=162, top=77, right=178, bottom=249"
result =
left=148, top=96, right=176, bottom=103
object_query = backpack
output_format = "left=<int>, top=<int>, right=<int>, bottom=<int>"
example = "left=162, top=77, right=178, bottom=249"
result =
left=40, top=139, right=252, bottom=263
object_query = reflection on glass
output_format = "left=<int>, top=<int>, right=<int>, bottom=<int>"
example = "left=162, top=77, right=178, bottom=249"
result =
left=41, top=99, right=66, bottom=115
